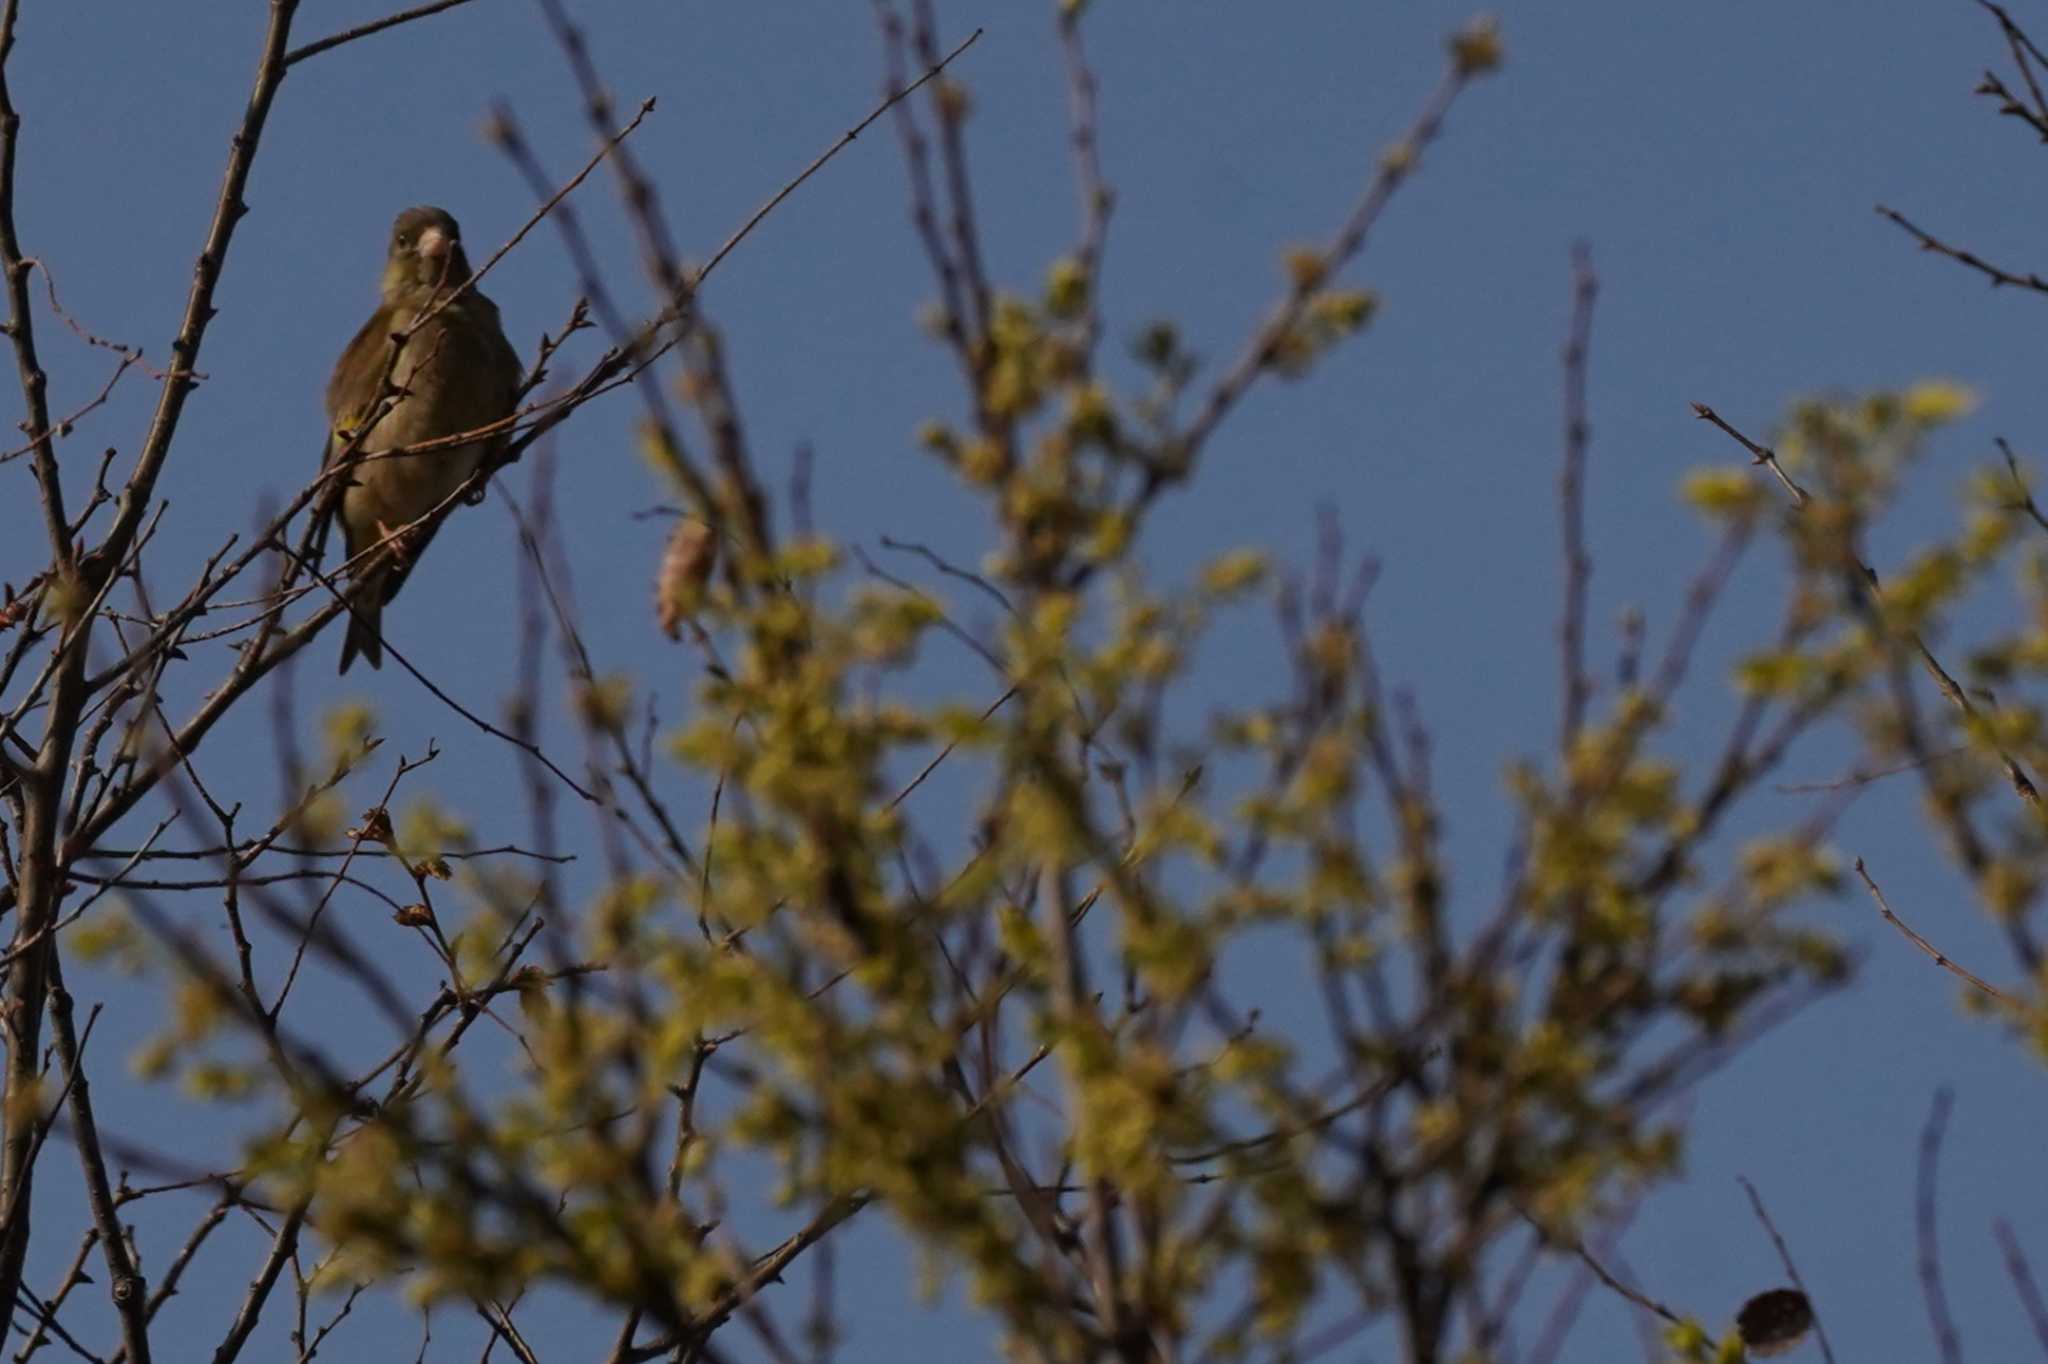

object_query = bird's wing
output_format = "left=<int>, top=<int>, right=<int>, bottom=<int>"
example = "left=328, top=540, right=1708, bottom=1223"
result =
left=324, top=302, right=405, bottom=463
left=477, top=294, right=525, bottom=461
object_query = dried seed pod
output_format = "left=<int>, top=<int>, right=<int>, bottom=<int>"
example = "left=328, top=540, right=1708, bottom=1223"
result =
left=655, top=516, right=718, bottom=639
left=392, top=904, right=435, bottom=929
left=348, top=807, right=395, bottom=846
left=1737, top=1288, right=1813, bottom=1358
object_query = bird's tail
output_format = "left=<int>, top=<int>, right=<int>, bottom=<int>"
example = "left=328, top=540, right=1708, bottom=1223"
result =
left=338, top=595, right=384, bottom=673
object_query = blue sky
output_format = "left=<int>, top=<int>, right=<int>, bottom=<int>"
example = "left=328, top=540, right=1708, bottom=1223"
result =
left=6, top=0, right=2048, bottom=1359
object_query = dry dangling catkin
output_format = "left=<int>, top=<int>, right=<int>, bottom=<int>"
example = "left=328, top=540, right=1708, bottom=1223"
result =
left=655, top=516, right=718, bottom=639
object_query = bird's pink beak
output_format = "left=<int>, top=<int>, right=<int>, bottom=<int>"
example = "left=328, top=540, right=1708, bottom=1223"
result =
left=417, top=226, right=451, bottom=260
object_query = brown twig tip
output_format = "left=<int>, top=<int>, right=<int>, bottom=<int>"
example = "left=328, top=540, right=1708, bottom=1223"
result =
left=1876, top=202, right=2048, bottom=293
left=1692, top=401, right=1813, bottom=508
left=696, top=24, right=983, bottom=288
left=284, top=0, right=483, bottom=67
left=1854, top=859, right=2016, bottom=1008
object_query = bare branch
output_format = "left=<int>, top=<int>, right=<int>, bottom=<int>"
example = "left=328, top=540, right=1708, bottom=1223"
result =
left=1917, top=1088, right=1963, bottom=1364
left=283, top=0, right=481, bottom=67
left=1558, top=241, right=1598, bottom=751
left=1854, top=859, right=2015, bottom=1008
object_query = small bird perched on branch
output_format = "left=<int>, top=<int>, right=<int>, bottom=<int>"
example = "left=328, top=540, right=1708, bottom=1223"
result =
left=325, top=205, right=522, bottom=673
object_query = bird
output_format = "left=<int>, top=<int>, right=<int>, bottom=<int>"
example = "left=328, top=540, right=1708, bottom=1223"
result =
left=324, top=205, right=523, bottom=673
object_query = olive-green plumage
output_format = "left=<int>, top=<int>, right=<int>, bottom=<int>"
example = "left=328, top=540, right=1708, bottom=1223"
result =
left=325, top=205, right=522, bottom=673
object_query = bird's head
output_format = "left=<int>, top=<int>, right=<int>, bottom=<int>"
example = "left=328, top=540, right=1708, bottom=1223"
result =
left=381, top=205, right=473, bottom=302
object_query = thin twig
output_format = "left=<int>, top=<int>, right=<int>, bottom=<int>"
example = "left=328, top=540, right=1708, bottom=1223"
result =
left=1697, top=402, right=2046, bottom=817
left=1996, top=1219, right=2048, bottom=1360
left=1691, top=402, right=1810, bottom=507
left=1878, top=202, right=2048, bottom=295
left=47, top=981, right=148, bottom=1364
left=1736, top=1176, right=1836, bottom=1364
left=1550, top=1224, right=1686, bottom=1329
left=1558, top=241, right=1597, bottom=750
left=282, top=0, right=478, bottom=66
left=1917, top=1087, right=1963, bottom=1364
left=702, top=28, right=981, bottom=286
left=1854, top=859, right=2014, bottom=1007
